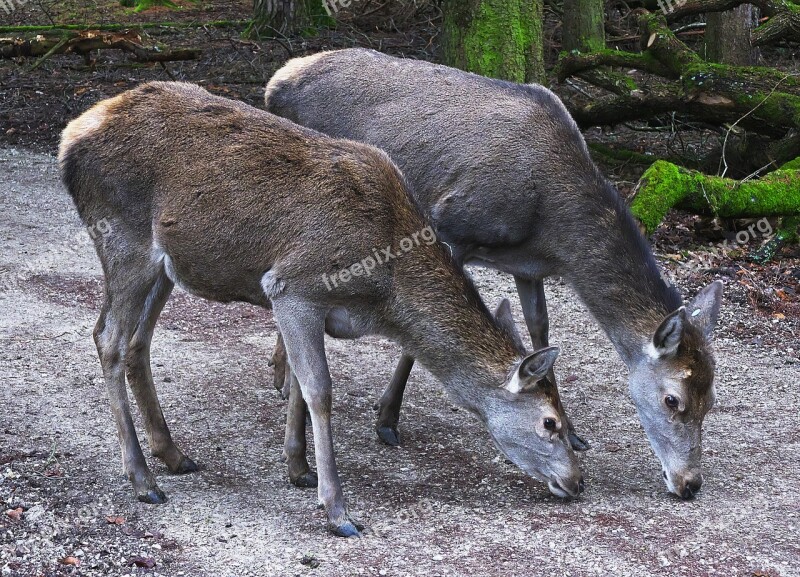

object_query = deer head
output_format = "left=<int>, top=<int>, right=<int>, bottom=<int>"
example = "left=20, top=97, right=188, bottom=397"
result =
left=628, top=281, right=722, bottom=499
left=478, top=301, right=584, bottom=498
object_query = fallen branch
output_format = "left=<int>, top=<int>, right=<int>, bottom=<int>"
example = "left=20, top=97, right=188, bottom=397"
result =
left=0, top=30, right=201, bottom=62
left=0, top=20, right=248, bottom=34
left=630, top=159, right=800, bottom=233
left=558, top=14, right=800, bottom=136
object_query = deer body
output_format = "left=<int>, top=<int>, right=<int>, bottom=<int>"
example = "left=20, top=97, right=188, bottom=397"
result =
left=265, top=49, right=723, bottom=499
left=59, top=81, right=581, bottom=537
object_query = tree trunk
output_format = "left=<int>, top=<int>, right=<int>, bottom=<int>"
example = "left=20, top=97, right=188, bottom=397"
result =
left=705, top=4, right=758, bottom=65
left=631, top=160, right=800, bottom=233
left=251, top=0, right=329, bottom=36
left=562, top=0, right=605, bottom=53
left=441, top=0, right=545, bottom=83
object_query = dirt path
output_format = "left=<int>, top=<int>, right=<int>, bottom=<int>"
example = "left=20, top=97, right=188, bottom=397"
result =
left=1, top=148, right=798, bottom=577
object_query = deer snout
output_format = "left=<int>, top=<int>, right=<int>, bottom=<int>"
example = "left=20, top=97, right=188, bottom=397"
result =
left=664, top=469, right=703, bottom=499
left=548, top=474, right=584, bottom=499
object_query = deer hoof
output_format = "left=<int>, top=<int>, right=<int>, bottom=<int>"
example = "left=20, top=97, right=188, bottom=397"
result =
left=376, top=426, right=401, bottom=447
left=170, top=456, right=199, bottom=475
left=291, top=471, right=318, bottom=488
left=328, top=517, right=363, bottom=538
left=137, top=486, right=167, bottom=504
left=568, top=431, right=591, bottom=452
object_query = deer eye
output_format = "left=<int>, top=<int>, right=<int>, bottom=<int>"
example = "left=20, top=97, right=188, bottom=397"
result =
left=543, top=418, right=557, bottom=431
left=664, top=395, right=680, bottom=410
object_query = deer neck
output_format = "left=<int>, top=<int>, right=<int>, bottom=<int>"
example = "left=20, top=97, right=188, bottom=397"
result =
left=556, top=180, right=683, bottom=367
left=382, top=244, right=519, bottom=408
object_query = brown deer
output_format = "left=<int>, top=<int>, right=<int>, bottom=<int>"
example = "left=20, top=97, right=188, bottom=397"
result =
left=58, top=81, right=583, bottom=538
left=265, top=49, right=723, bottom=500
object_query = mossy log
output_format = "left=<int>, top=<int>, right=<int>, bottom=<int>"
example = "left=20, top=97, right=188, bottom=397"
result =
left=0, top=30, right=201, bottom=62
left=630, top=160, right=800, bottom=233
left=557, top=13, right=800, bottom=136
left=0, top=21, right=248, bottom=34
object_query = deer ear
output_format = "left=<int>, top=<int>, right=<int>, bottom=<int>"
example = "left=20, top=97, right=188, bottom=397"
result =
left=505, top=347, right=559, bottom=393
left=686, top=280, right=723, bottom=339
left=651, top=307, right=686, bottom=358
left=494, top=298, right=524, bottom=353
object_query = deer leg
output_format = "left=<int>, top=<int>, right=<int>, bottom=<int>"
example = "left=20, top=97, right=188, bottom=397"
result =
left=95, top=259, right=166, bottom=504
left=283, top=370, right=318, bottom=488
left=269, top=331, right=292, bottom=399
left=515, top=276, right=590, bottom=452
left=374, top=354, right=414, bottom=446
left=273, top=298, right=362, bottom=538
left=125, top=271, right=197, bottom=475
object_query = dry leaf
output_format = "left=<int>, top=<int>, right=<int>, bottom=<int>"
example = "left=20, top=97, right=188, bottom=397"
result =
left=128, top=556, right=156, bottom=569
left=60, top=557, right=81, bottom=567
left=773, top=313, right=786, bottom=320
left=105, top=515, right=125, bottom=525
left=5, top=507, right=23, bottom=521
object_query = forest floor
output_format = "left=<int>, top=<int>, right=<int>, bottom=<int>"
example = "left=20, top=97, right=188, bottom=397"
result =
left=1, top=1, right=800, bottom=576
left=1, top=148, right=799, bottom=577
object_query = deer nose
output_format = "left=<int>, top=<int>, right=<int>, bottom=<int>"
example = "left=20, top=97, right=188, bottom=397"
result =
left=680, top=473, right=703, bottom=500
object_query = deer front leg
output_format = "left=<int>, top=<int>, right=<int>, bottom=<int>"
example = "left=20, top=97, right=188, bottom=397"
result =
left=374, top=354, right=414, bottom=446
left=515, top=276, right=590, bottom=452
left=273, top=299, right=363, bottom=537
left=283, top=371, right=318, bottom=488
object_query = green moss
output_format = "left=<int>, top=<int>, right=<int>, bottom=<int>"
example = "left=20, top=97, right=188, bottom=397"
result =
left=588, top=143, right=658, bottom=166
left=777, top=215, right=800, bottom=243
left=779, top=157, right=800, bottom=170
left=630, top=161, right=688, bottom=234
left=632, top=160, right=800, bottom=233
left=444, top=0, right=543, bottom=83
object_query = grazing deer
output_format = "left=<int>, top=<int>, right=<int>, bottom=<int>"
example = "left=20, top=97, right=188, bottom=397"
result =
left=58, top=81, right=583, bottom=538
left=265, top=49, right=723, bottom=500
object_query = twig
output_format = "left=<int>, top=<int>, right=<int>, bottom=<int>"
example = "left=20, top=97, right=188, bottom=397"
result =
left=719, top=75, right=790, bottom=178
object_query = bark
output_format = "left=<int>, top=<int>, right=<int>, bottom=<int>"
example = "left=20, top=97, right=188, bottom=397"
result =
left=442, top=0, right=545, bottom=83
left=705, top=4, right=758, bottom=65
left=250, top=0, right=331, bottom=36
left=562, top=0, right=605, bottom=53
left=631, top=160, right=800, bottom=233
left=0, top=30, right=200, bottom=61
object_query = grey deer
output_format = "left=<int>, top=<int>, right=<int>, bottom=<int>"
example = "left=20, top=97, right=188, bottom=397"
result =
left=59, top=81, right=583, bottom=538
left=265, top=48, right=723, bottom=500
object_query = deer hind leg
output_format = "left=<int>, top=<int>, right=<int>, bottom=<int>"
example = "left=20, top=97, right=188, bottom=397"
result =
left=272, top=298, right=362, bottom=537
left=283, top=370, right=317, bottom=488
left=269, top=331, right=292, bottom=399
left=374, top=354, right=414, bottom=446
left=125, top=270, right=197, bottom=475
left=515, top=276, right=590, bottom=452
left=95, top=252, right=166, bottom=503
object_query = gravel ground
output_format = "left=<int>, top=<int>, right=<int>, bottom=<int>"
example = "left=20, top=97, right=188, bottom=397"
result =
left=1, top=148, right=799, bottom=576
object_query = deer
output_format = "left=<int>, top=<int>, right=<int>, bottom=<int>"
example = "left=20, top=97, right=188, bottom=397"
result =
left=264, top=48, right=723, bottom=501
left=58, top=81, right=583, bottom=538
